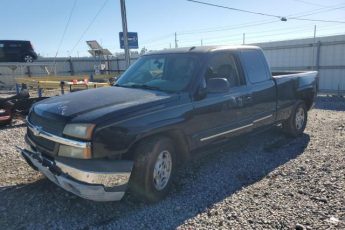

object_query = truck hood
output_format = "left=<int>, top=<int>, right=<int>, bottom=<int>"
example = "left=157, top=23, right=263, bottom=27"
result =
left=33, top=86, right=178, bottom=122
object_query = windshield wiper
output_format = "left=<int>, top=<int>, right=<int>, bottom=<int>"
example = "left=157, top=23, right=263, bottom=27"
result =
left=115, top=83, right=175, bottom=93
left=120, top=84, right=162, bottom=91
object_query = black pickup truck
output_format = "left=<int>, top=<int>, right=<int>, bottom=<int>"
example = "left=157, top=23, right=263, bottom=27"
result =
left=19, top=46, right=318, bottom=202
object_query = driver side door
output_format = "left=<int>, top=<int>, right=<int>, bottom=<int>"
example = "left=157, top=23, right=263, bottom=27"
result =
left=188, top=51, right=253, bottom=149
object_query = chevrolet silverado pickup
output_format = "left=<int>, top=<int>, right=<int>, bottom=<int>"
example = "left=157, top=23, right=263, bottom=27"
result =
left=19, top=46, right=318, bottom=202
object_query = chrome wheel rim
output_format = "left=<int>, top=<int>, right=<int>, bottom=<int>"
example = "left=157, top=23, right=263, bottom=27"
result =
left=295, top=107, right=305, bottom=130
left=153, top=150, right=172, bottom=191
left=24, top=55, right=33, bottom=62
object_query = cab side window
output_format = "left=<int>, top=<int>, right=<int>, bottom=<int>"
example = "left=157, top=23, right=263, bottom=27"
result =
left=0, top=43, right=4, bottom=58
left=8, top=43, right=21, bottom=49
left=205, top=53, right=243, bottom=88
left=241, top=50, right=270, bottom=83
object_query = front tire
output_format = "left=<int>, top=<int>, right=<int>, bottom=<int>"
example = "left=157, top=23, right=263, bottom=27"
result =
left=129, top=136, right=176, bottom=202
left=283, top=102, right=307, bottom=137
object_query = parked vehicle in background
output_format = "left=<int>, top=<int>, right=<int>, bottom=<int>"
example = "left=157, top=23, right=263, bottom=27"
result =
left=19, top=45, right=318, bottom=202
left=0, top=40, right=37, bottom=62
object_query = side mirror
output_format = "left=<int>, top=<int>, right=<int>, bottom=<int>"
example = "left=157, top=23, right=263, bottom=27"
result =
left=207, top=78, right=230, bottom=93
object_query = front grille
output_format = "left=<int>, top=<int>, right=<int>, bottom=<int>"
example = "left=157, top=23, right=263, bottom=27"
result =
left=27, top=110, right=66, bottom=156
left=28, top=129, right=56, bottom=151
left=29, top=112, right=65, bottom=135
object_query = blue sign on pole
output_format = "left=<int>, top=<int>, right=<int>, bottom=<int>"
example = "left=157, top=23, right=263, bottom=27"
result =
left=119, top=32, right=138, bottom=49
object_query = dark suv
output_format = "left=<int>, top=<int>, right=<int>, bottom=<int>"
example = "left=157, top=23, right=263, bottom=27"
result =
left=0, top=40, right=38, bottom=63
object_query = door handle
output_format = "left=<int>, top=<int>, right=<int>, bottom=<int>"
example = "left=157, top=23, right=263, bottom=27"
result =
left=233, top=95, right=252, bottom=107
left=243, top=95, right=252, bottom=102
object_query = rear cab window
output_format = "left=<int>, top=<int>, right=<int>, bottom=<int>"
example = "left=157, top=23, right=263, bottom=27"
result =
left=8, top=43, right=22, bottom=48
left=240, top=49, right=271, bottom=84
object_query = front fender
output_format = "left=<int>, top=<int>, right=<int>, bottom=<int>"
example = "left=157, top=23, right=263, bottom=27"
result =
left=92, top=103, right=194, bottom=158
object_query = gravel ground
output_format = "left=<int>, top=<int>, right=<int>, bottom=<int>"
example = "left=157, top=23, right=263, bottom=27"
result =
left=0, top=96, right=344, bottom=230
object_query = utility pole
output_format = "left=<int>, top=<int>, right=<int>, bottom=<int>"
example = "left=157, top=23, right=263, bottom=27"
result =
left=174, top=32, right=178, bottom=48
left=201, top=39, right=203, bottom=46
left=242, top=33, right=246, bottom=45
left=120, top=0, right=130, bottom=68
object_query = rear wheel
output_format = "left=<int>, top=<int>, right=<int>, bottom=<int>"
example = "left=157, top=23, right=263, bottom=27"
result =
left=283, top=102, right=307, bottom=137
left=129, top=136, right=176, bottom=202
left=23, top=55, right=34, bottom=63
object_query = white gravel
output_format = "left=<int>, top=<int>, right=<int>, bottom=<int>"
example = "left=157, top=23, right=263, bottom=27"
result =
left=0, top=96, right=344, bottom=230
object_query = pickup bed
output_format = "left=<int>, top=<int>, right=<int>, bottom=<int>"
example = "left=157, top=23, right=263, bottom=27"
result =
left=20, top=46, right=318, bottom=202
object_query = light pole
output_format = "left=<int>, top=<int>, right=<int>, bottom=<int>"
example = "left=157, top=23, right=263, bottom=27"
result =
left=120, top=0, right=130, bottom=68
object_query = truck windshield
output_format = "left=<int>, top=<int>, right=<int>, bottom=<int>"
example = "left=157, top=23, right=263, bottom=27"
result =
left=115, top=54, right=200, bottom=92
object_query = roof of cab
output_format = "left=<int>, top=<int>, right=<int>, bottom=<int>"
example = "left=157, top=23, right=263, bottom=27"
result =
left=144, top=45, right=261, bottom=55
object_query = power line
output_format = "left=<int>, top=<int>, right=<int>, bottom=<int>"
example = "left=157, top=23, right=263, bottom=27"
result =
left=186, top=0, right=285, bottom=20
left=291, top=0, right=328, bottom=7
left=178, top=3, right=345, bottom=36
left=69, top=0, right=109, bottom=55
left=55, top=0, right=78, bottom=58
left=290, top=17, right=345, bottom=23
left=143, top=2, right=345, bottom=50
left=291, top=5, right=345, bottom=18
left=186, top=0, right=345, bottom=24
left=179, top=20, right=277, bottom=35
left=199, top=31, right=345, bottom=47
left=142, top=2, right=345, bottom=47
left=178, top=23, right=345, bottom=47
left=182, top=22, right=343, bottom=43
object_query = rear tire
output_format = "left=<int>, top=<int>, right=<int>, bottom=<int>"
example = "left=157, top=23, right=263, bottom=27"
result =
left=282, top=102, right=307, bottom=137
left=23, top=55, right=34, bottom=63
left=129, top=136, right=176, bottom=202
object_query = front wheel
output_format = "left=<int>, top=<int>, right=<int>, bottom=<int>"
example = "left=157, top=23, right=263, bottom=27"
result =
left=129, top=136, right=176, bottom=202
left=283, top=102, right=307, bottom=137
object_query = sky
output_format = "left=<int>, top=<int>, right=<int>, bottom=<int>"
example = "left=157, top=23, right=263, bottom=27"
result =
left=1, top=0, right=344, bottom=57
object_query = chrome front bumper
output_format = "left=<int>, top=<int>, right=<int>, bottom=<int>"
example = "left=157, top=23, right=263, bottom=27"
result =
left=20, top=148, right=133, bottom=202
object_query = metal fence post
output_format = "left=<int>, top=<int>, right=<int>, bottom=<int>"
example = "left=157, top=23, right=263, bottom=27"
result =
left=26, top=66, right=31, bottom=77
left=106, top=55, right=110, bottom=75
left=116, top=58, right=120, bottom=74
left=316, top=41, right=321, bottom=71
left=68, top=57, right=74, bottom=76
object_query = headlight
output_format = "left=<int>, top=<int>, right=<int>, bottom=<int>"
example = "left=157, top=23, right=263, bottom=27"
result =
left=0, top=109, right=6, bottom=114
left=58, top=144, right=92, bottom=159
left=63, top=123, right=95, bottom=140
